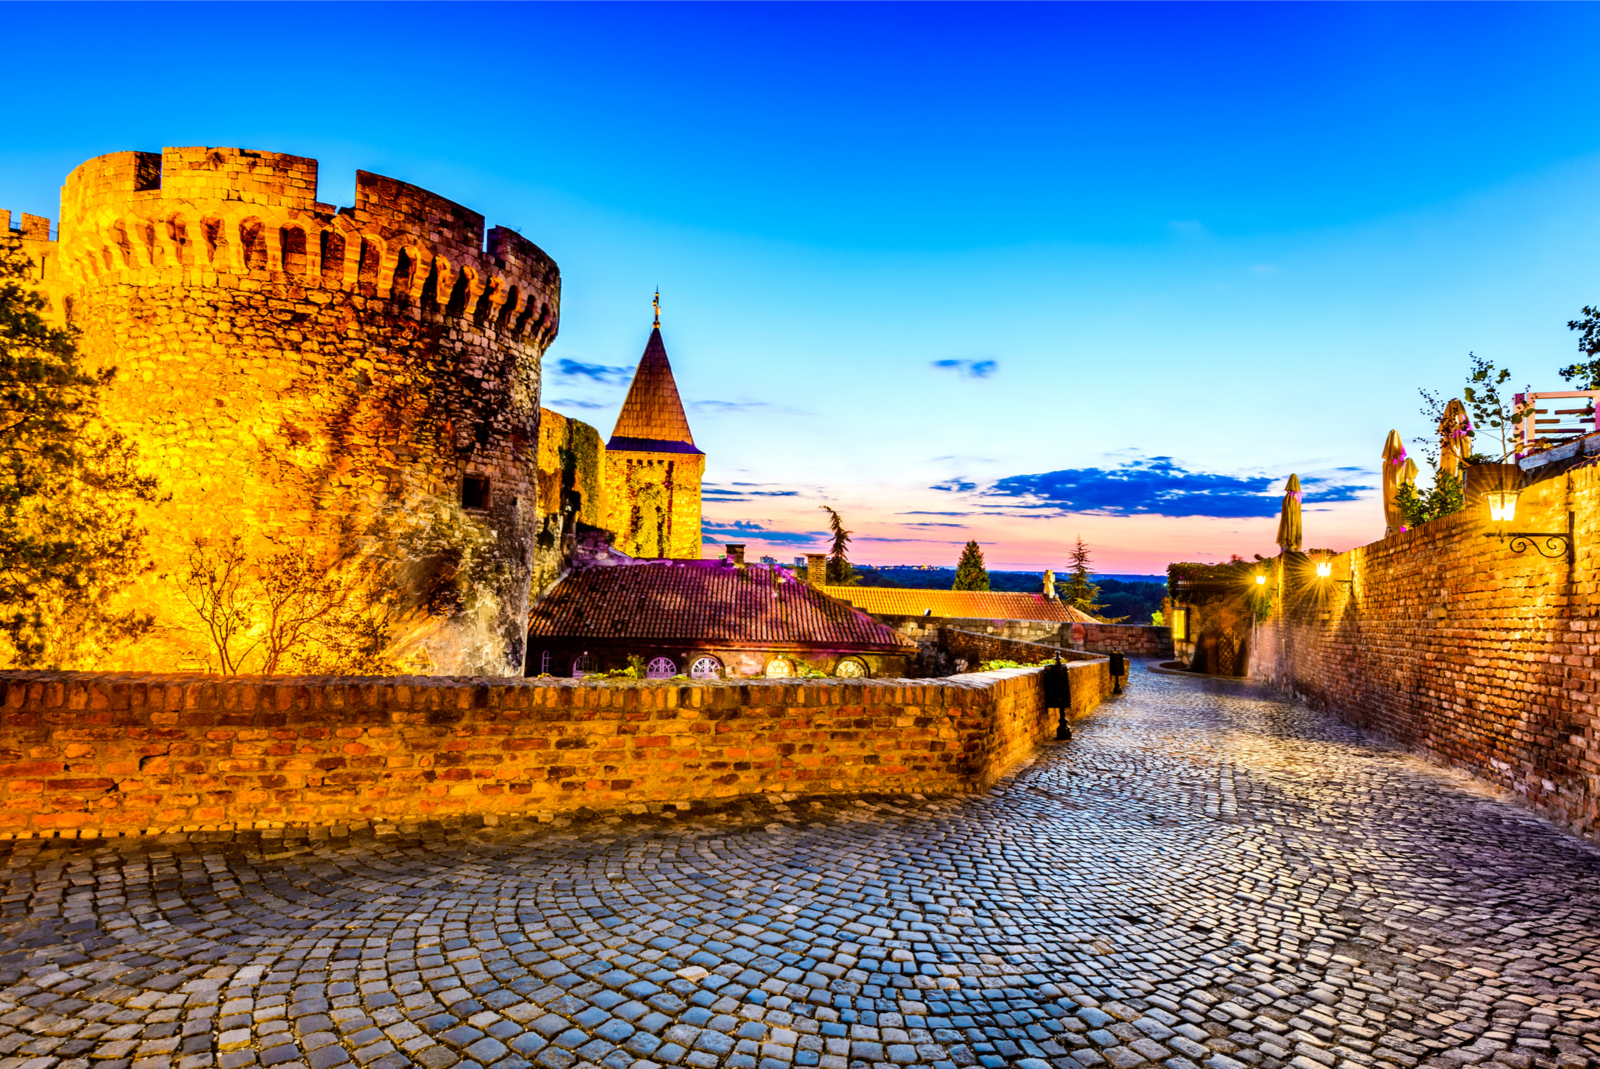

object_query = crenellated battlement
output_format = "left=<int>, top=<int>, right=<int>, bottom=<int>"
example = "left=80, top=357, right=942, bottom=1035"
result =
left=55, top=147, right=560, bottom=344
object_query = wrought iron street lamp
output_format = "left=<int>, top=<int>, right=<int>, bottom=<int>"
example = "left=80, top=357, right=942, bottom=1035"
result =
left=1482, top=487, right=1574, bottom=566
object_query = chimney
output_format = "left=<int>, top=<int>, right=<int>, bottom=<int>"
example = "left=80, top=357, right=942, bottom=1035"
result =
left=726, top=544, right=746, bottom=569
left=806, top=553, right=827, bottom=585
left=1043, top=569, right=1059, bottom=600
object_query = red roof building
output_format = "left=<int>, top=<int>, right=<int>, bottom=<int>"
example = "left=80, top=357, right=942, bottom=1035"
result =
left=527, top=557, right=916, bottom=680
left=819, top=586, right=1099, bottom=624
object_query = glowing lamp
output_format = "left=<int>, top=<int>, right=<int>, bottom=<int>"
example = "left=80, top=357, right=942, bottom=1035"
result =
left=1485, top=489, right=1520, bottom=524
left=1315, top=561, right=1332, bottom=578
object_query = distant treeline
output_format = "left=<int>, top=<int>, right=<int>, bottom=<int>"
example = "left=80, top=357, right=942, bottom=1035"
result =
left=847, top=566, right=1167, bottom=622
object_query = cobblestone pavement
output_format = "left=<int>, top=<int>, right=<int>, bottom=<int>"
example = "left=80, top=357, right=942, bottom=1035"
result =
left=0, top=664, right=1597, bottom=1069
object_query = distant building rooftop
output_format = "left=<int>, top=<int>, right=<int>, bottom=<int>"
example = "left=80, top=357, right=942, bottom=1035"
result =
left=819, top=586, right=1099, bottom=624
left=529, top=561, right=916, bottom=651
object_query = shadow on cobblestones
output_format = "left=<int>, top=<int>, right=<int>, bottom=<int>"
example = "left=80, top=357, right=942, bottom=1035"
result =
left=0, top=661, right=1594, bottom=1069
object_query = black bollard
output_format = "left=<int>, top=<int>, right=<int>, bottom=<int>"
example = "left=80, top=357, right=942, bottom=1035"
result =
left=1110, top=649, right=1126, bottom=694
left=1045, top=657, right=1072, bottom=739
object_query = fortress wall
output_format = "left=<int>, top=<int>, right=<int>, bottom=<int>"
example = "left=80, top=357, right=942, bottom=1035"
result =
left=532, top=409, right=608, bottom=594
left=4, top=147, right=564, bottom=676
left=0, top=667, right=1086, bottom=838
left=1251, top=465, right=1600, bottom=843
left=602, top=451, right=705, bottom=560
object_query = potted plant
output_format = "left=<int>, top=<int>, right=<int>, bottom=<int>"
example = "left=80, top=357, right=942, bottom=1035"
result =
left=1456, top=354, right=1531, bottom=502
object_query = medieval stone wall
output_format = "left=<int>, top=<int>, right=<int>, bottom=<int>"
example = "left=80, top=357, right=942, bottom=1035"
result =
left=0, top=665, right=1104, bottom=838
left=880, top=615, right=1171, bottom=660
left=935, top=631, right=1113, bottom=719
left=601, top=451, right=705, bottom=559
left=4, top=147, right=562, bottom=676
left=1252, top=464, right=1600, bottom=842
left=532, top=408, right=607, bottom=596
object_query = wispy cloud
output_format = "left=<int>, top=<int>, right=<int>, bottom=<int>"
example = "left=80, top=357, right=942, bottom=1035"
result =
left=900, top=510, right=974, bottom=516
left=693, top=399, right=807, bottom=416
left=985, top=456, right=1372, bottom=519
left=547, top=397, right=608, bottom=410
left=905, top=522, right=967, bottom=528
left=704, top=483, right=801, bottom=500
left=931, top=478, right=978, bottom=493
left=931, top=358, right=998, bottom=380
left=856, top=535, right=962, bottom=544
left=555, top=359, right=634, bottom=385
left=702, top=520, right=825, bottom=547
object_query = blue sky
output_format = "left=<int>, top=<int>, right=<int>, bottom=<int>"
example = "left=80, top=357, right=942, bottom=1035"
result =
left=5, top=2, right=1600, bottom=572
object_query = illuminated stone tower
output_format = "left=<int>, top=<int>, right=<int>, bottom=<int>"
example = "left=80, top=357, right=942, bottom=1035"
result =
left=601, top=301, right=704, bottom=558
left=4, top=146, right=561, bottom=675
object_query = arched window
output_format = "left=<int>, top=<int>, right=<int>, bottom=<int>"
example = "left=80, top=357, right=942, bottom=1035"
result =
left=391, top=247, right=414, bottom=300
left=137, top=221, right=157, bottom=266
left=110, top=221, right=132, bottom=267
left=497, top=286, right=519, bottom=331
left=166, top=215, right=190, bottom=266
left=239, top=220, right=268, bottom=271
left=358, top=238, right=382, bottom=285
left=646, top=657, right=677, bottom=679
left=834, top=658, right=867, bottom=679
left=572, top=653, right=596, bottom=678
left=419, top=258, right=442, bottom=311
left=691, top=656, right=723, bottom=680
left=281, top=227, right=307, bottom=275
left=320, top=231, right=345, bottom=282
left=202, top=216, right=227, bottom=264
left=764, top=658, right=793, bottom=679
left=445, top=269, right=471, bottom=317
left=539, top=650, right=551, bottom=675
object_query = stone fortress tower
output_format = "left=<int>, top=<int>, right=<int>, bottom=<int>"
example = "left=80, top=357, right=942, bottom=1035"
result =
left=601, top=299, right=705, bottom=558
left=5, top=146, right=561, bottom=674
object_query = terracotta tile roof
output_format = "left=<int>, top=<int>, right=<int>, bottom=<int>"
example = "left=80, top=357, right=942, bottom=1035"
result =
left=529, top=562, right=917, bottom=651
left=608, top=327, right=701, bottom=453
left=820, top=586, right=1099, bottom=624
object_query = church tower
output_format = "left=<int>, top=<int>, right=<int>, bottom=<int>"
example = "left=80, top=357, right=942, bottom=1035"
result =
left=601, top=297, right=705, bottom=558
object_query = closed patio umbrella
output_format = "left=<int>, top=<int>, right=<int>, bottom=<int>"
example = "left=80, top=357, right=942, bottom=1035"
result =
left=1276, top=474, right=1302, bottom=553
left=1382, top=430, right=1407, bottom=535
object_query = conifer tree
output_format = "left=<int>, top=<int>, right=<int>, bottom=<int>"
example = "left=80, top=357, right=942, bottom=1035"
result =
left=818, top=506, right=858, bottom=585
left=0, top=245, right=160, bottom=666
left=1061, top=536, right=1104, bottom=617
left=952, top=540, right=989, bottom=591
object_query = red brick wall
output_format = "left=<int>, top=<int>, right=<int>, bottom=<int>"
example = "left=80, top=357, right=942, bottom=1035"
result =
left=879, top=616, right=1171, bottom=659
left=1252, top=465, right=1600, bottom=842
left=1075, top=623, right=1172, bottom=657
left=0, top=667, right=1105, bottom=838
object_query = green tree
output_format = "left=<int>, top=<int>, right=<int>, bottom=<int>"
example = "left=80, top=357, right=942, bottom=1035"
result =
left=1562, top=305, right=1600, bottom=389
left=952, top=540, right=989, bottom=590
left=0, top=244, right=161, bottom=667
left=1060, top=537, right=1104, bottom=617
left=1395, top=475, right=1465, bottom=531
left=1460, top=352, right=1531, bottom=463
left=818, top=506, right=858, bottom=585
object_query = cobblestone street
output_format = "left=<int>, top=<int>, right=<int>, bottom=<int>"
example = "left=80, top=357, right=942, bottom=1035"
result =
left=0, top=664, right=1596, bottom=1069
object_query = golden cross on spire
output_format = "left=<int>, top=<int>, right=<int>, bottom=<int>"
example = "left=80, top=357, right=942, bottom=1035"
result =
left=653, top=289, right=660, bottom=328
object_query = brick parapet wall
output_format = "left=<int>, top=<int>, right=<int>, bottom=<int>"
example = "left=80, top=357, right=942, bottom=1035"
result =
left=881, top=616, right=1170, bottom=659
left=936, top=631, right=1112, bottom=719
left=0, top=666, right=1109, bottom=839
left=1076, top=623, right=1172, bottom=657
left=1253, top=464, right=1600, bottom=841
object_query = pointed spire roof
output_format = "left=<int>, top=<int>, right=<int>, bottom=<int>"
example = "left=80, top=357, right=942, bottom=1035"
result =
left=607, top=326, right=702, bottom=454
